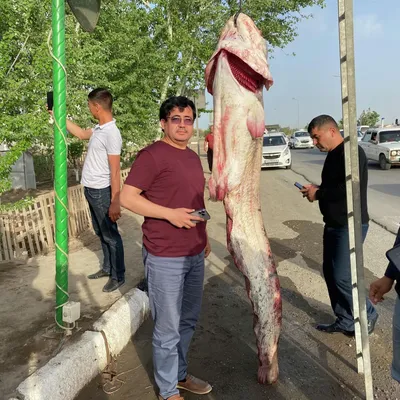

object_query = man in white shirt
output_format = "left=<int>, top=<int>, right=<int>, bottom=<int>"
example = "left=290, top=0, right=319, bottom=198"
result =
left=64, top=88, right=125, bottom=292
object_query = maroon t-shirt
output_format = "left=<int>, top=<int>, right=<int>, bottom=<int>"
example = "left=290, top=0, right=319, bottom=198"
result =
left=205, top=133, right=214, bottom=150
left=125, top=141, right=207, bottom=257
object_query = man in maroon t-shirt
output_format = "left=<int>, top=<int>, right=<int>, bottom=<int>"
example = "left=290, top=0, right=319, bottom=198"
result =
left=204, top=125, right=214, bottom=172
left=120, top=96, right=212, bottom=400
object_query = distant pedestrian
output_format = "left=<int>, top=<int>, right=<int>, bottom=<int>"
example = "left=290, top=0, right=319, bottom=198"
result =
left=204, top=125, right=214, bottom=172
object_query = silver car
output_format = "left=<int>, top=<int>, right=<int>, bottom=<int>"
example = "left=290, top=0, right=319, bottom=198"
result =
left=289, top=131, right=314, bottom=149
left=261, top=133, right=292, bottom=169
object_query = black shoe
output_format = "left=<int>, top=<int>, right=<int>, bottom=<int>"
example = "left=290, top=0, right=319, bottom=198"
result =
left=368, top=314, right=379, bottom=334
left=316, top=322, right=355, bottom=337
left=103, top=278, right=125, bottom=292
left=88, top=269, right=109, bottom=279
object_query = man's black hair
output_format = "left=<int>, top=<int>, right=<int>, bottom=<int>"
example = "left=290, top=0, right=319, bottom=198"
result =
left=88, top=88, right=113, bottom=111
left=159, top=96, right=197, bottom=121
left=308, top=114, right=339, bottom=134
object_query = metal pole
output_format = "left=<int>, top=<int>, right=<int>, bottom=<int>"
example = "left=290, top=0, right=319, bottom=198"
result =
left=338, top=1, right=373, bottom=398
left=195, top=98, right=200, bottom=155
left=52, top=0, right=69, bottom=329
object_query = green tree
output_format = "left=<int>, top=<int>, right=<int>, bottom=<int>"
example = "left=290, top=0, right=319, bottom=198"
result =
left=0, top=0, right=325, bottom=198
left=358, top=108, right=380, bottom=127
left=281, top=127, right=295, bottom=137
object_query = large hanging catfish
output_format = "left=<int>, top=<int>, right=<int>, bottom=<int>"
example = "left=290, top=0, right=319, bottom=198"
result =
left=205, top=13, right=281, bottom=384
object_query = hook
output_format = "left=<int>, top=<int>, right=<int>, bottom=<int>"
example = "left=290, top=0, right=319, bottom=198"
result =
left=234, top=0, right=242, bottom=27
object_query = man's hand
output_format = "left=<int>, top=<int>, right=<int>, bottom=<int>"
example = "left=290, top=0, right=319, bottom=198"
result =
left=205, top=237, right=211, bottom=258
left=109, top=201, right=121, bottom=222
left=166, top=208, right=204, bottom=229
left=369, top=276, right=394, bottom=304
left=300, top=184, right=319, bottom=202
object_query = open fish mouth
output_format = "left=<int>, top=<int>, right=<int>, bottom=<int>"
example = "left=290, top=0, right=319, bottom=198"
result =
left=227, top=52, right=265, bottom=93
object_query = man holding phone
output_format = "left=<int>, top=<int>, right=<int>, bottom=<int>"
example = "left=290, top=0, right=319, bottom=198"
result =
left=120, top=96, right=212, bottom=400
left=369, top=228, right=400, bottom=383
left=300, top=115, right=378, bottom=337
left=48, top=88, right=126, bottom=293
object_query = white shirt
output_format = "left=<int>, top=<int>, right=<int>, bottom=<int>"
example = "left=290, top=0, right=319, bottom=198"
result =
left=81, top=119, right=122, bottom=189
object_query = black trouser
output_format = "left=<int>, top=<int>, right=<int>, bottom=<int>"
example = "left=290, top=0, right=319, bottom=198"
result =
left=323, top=224, right=376, bottom=330
left=84, top=186, right=125, bottom=282
left=207, top=149, right=213, bottom=172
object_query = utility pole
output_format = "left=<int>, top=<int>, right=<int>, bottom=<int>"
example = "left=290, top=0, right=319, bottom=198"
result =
left=338, top=0, right=374, bottom=398
left=52, top=0, right=100, bottom=330
left=52, top=0, right=69, bottom=330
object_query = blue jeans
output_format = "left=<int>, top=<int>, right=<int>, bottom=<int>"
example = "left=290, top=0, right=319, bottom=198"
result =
left=84, top=186, right=125, bottom=282
left=143, top=247, right=204, bottom=399
left=393, top=296, right=400, bottom=383
left=323, top=224, right=377, bottom=331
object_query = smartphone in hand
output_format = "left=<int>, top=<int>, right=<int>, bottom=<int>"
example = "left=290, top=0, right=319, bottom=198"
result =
left=190, top=208, right=211, bottom=223
left=294, top=182, right=304, bottom=190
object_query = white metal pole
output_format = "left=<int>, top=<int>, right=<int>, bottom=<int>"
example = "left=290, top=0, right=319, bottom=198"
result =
left=195, top=97, right=200, bottom=155
left=338, top=1, right=374, bottom=399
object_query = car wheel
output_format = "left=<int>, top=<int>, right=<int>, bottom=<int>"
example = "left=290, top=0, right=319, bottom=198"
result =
left=379, top=154, right=391, bottom=170
left=286, top=163, right=292, bottom=169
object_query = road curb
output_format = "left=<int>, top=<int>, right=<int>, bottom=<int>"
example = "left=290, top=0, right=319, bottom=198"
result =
left=93, top=288, right=150, bottom=356
left=11, top=288, right=150, bottom=400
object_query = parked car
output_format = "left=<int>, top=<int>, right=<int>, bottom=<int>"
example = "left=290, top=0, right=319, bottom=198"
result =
left=261, top=133, right=291, bottom=169
left=340, top=129, right=364, bottom=142
left=358, top=125, right=370, bottom=134
left=289, top=131, right=314, bottom=149
left=359, top=127, right=400, bottom=170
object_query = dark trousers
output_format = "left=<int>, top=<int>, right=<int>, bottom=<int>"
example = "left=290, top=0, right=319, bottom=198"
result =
left=84, top=186, right=125, bottom=282
left=323, top=224, right=377, bottom=331
left=207, top=149, right=213, bottom=172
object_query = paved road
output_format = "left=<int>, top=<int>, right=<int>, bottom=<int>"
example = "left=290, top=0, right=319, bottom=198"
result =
left=290, top=147, right=400, bottom=234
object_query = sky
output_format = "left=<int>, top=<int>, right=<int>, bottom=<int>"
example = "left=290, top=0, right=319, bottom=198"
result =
left=199, top=0, right=400, bottom=129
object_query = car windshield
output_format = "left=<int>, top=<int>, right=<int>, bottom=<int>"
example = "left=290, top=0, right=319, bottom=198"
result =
left=295, top=132, right=309, bottom=137
left=379, top=131, right=400, bottom=143
left=263, top=136, right=286, bottom=146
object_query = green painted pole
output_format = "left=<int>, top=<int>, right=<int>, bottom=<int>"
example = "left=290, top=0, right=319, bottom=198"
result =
left=52, top=0, right=69, bottom=328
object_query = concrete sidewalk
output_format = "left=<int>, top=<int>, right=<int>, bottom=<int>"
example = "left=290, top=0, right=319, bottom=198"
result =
left=77, top=167, right=400, bottom=400
left=1, top=208, right=146, bottom=399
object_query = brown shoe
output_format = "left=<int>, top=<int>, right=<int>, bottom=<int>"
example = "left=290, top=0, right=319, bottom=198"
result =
left=158, top=395, right=184, bottom=400
left=177, top=374, right=212, bottom=395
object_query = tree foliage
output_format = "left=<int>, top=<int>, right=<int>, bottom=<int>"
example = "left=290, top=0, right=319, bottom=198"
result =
left=0, top=0, right=325, bottom=196
left=358, top=108, right=380, bottom=127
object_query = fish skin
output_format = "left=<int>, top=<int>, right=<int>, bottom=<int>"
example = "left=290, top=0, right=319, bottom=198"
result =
left=205, top=13, right=281, bottom=384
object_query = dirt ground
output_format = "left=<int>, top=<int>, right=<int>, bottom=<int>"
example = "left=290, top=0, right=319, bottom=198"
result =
left=0, top=209, right=145, bottom=399
left=76, top=166, right=400, bottom=400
